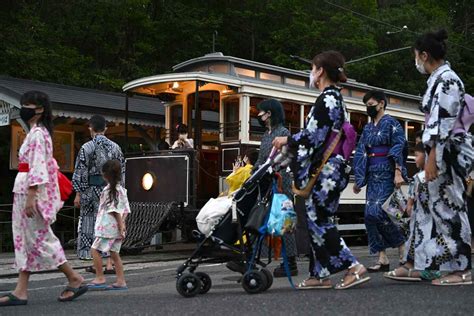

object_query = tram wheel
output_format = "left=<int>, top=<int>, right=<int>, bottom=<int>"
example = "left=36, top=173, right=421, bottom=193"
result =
left=242, top=270, right=268, bottom=294
left=176, top=273, right=202, bottom=298
left=195, top=272, right=212, bottom=294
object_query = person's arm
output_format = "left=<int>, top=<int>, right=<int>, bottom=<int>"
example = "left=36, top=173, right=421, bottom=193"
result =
left=72, top=145, right=90, bottom=207
left=353, top=129, right=368, bottom=192
left=111, top=212, right=125, bottom=238
left=388, top=119, right=407, bottom=187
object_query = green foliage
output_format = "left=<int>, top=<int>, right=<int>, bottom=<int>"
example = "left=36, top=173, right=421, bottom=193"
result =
left=0, top=0, right=472, bottom=95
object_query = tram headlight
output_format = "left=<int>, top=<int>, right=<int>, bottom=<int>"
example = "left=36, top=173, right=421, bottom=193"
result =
left=141, top=172, right=156, bottom=191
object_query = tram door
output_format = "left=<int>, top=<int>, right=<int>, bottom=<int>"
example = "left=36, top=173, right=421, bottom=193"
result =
left=187, top=91, right=220, bottom=207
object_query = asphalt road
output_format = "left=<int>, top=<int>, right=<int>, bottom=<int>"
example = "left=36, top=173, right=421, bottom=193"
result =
left=1, top=252, right=473, bottom=316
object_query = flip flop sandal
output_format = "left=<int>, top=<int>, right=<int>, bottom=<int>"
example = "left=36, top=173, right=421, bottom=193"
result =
left=383, top=265, right=421, bottom=282
left=297, top=278, right=332, bottom=290
left=105, top=285, right=128, bottom=291
left=432, top=272, right=472, bottom=286
left=58, top=285, right=88, bottom=302
left=367, top=262, right=390, bottom=273
left=0, top=293, right=28, bottom=306
left=87, top=283, right=107, bottom=290
left=335, top=265, right=371, bottom=290
left=85, top=266, right=96, bottom=273
left=420, top=270, right=441, bottom=281
left=104, top=268, right=116, bottom=275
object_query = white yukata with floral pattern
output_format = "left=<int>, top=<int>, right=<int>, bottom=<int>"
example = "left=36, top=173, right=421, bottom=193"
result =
left=92, top=184, right=131, bottom=253
left=12, top=125, right=66, bottom=272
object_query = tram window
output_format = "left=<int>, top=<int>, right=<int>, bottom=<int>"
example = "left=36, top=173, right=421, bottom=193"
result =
left=170, top=104, right=183, bottom=141
left=249, top=97, right=265, bottom=141
left=187, top=91, right=220, bottom=147
left=223, top=98, right=240, bottom=141
left=285, top=77, right=306, bottom=87
left=235, top=67, right=256, bottom=78
left=208, top=63, right=229, bottom=74
left=407, top=122, right=422, bottom=155
left=350, top=112, right=368, bottom=141
left=282, top=102, right=301, bottom=134
left=259, top=72, right=281, bottom=82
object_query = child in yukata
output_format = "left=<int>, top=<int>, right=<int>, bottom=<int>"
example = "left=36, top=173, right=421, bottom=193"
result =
left=384, top=142, right=441, bottom=281
left=88, top=160, right=131, bottom=291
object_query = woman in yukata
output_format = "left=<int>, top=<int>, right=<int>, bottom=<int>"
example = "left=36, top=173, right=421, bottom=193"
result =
left=0, top=91, right=88, bottom=307
left=353, top=89, right=407, bottom=272
left=273, top=51, right=370, bottom=289
left=406, top=29, right=472, bottom=285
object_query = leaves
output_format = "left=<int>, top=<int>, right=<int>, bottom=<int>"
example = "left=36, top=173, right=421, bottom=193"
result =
left=0, top=0, right=472, bottom=94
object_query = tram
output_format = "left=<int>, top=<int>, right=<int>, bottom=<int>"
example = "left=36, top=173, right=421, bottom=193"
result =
left=122, top=52, right=424, bottom=240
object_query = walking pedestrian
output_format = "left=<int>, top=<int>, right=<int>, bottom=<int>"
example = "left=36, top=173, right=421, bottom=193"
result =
left=412, top=29, right=473, bottom=285
left=273, top=51, right=370, bottom=289
left=0, top=91, right=87, bottom=306
left=72, top=114, right=124, bottom=273
left=88, top=160, right=130, bottom=290
left=353, top=90, right=407, bottom=272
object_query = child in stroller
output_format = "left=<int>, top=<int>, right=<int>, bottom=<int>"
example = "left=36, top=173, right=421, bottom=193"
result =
left=175, top=148, right=289, bottom=297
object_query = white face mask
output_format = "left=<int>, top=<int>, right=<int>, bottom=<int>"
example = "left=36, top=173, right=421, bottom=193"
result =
left=415, top=58, right=427, bottom=74
left=179, top=133, right=188, bottom=140
left=309, top=72, right=316, bottom=88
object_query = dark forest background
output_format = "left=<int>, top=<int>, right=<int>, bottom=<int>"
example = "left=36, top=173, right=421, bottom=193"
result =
left=1, top=0, right=473, bottom=95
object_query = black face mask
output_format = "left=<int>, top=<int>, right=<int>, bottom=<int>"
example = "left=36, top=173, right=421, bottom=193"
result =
left=20, top=107, right=38, bottom=123
left=366, top=106, right=379, bottom=119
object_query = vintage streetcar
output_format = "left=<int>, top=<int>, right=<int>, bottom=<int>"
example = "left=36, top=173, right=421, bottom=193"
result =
left=121, top=52, right=424, bottom=249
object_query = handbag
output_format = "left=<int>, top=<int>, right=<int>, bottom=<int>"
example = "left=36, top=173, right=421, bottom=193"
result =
left=382, top=188, right=407, bottom=222
left=58, top=171, right=73, bottom=201
left=245, top=198, right=271, bottom=234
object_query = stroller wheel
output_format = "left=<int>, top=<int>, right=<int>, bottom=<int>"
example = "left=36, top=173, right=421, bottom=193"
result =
left=176, top=273, right=202, bottom=298
left=260, top=268, right=273, bottom=291
left=242, top=270, right=268, bottom=294
left=195, top=272, right=212, bottom=294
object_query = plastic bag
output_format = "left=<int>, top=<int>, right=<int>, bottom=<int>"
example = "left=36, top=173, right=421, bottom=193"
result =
left=266, top=193, right=296, bottom=236
left=382, top=188, right=407, bottom=222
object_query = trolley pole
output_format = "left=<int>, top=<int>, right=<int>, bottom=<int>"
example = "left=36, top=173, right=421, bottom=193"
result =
left=194, top=80, right=200, bottom=149
left=125, top=93, right=129, bottom=152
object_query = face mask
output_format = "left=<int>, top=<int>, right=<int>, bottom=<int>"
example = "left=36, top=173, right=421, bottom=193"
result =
left=179, top=133, right=188, bottom=140
left=366, top=105, right=379, bottom=119
left=20, top=107, right=38, bottom=123
left=309, top=72, right=316, bottom=88
left=257, top=114, right=267, bottom=127
left=415, top=58, right=427, bottom=74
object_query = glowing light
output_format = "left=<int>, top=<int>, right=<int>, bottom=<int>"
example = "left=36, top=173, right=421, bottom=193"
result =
left=142, top=172, right=155, bottom=191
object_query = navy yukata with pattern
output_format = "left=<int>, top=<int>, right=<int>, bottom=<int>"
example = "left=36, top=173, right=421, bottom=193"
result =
left=288, top=86, right=357, bottom=279
left=353, top=115, right=407, bottom=254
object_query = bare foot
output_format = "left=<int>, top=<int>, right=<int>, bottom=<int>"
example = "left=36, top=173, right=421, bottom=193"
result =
left=0, top=291, right=27, bottom=303
left=89, top=277, right=106, bottom=285
left=111, top=281, right=127, bottom=288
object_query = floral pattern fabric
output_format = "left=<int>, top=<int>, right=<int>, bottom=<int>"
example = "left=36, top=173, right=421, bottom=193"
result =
left=95, top=184, right=131, bottom=239
left=288, top=86, right=357, bottom=279
left=353, top=115, right=406, bottom=254
left=418, top=64, right=472, bottom=271
left=12, top=125, right=67, bottom=272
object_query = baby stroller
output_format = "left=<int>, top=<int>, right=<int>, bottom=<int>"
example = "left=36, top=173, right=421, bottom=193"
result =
left=175, top=149, right=286, bottom=297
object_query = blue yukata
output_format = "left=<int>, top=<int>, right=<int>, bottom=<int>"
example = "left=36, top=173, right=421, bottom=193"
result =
left=288, top=86, right=358, bottom=279
left=353, top=114, right=407, bottom=254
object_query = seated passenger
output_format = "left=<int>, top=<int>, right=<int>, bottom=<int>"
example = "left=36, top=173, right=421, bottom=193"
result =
left=171, top=123, right=194, bottom=149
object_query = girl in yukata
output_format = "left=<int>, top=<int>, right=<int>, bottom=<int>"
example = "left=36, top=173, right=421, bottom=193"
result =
left=410, top=29, right=472, bottom=285
left=88, top=160, right=130, bottom=290
left=353, top=89, right=407, bottom=272
left=1, top=91, right=87, bottom=307
left=273, top=51, right=370, bottom=290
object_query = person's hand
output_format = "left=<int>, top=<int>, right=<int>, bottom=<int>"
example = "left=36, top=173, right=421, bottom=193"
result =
left=272, top=136, right=288, bottom=149
left=74, top=193, right=80, bottom=208
left=353, top=184, right=361, bottom=194
left=394, top=169, right=404, bottom=188
left=232, top=161, right=241, bottom=173
left=25, top=194, right=38, bottom=218
left=406, top=201, right=413, bottom=217
left=425, top=150, right=438, bottom=182
left=119, top=224, right=126, bottom=239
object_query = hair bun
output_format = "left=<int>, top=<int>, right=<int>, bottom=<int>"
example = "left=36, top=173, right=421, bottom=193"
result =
left=435, top=29, right=448, bottom=41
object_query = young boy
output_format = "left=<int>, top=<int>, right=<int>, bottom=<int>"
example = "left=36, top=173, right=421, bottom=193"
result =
left=384, top=142, right=440, bottom=281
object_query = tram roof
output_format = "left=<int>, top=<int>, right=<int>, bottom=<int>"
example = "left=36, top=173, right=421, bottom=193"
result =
left=123, top=53, right=422, bottom=103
